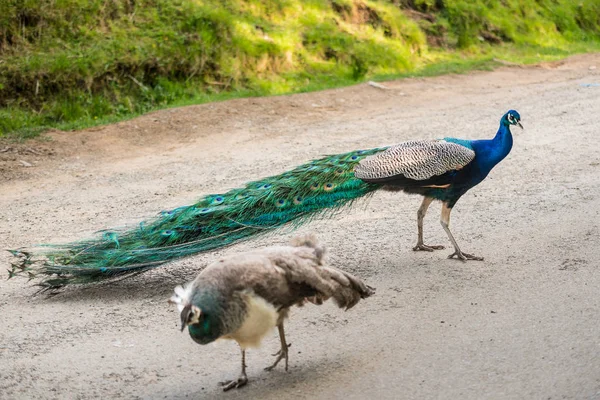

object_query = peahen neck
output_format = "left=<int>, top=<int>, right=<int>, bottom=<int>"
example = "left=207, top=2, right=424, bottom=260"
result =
left=187, top=288, right=227, bottom=344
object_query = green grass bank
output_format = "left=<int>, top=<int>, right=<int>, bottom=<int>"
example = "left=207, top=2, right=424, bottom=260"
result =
left=1, top=0, right=599, bottom=139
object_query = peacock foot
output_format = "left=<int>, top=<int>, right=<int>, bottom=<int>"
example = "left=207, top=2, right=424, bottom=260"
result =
left=413, top=243, right=445, bottom=252
left=447, top=250, right=484, bottom=262
left=265, top=343, right=291, bottom=372
left=219, top=374, right=248, bottom=392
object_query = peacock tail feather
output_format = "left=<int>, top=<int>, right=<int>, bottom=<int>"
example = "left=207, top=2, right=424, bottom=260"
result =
left=8, top=147, right=386, bottom=289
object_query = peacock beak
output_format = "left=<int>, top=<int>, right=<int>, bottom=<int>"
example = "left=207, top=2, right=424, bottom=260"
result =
left=517, top=121, right=523, bottom=129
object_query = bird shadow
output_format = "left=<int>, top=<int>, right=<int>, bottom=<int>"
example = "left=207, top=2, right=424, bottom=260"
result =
left=24, top=266, right=202, bottom=304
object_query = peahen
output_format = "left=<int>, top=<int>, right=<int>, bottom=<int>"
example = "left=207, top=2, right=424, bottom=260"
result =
left=169, top=234, right=373, bottom=391
left=8, top=110, right=522, bottom=288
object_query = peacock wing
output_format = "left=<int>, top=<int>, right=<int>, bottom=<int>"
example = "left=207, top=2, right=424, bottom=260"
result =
left=353, top=139, right=475, bottom=182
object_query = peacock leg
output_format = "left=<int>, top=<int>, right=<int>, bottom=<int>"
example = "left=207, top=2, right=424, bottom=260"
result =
left=219, top=347, right=248, bottom=391
left=413, top=196, right=445, bottom=252
left=265, top=323, right=290, bottom=372
left=440, top=203, right=484, bottom=262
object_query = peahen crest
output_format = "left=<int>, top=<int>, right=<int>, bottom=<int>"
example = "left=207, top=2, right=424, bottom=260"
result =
left=8, top=147, right=386, bottom=289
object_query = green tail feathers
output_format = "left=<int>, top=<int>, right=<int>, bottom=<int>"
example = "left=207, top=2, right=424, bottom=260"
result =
left=8, top=147, right=386, bottom=288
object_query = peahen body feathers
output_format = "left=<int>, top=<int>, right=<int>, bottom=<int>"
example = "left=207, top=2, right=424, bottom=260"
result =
left=170, top=234, right=373, bottom=391
left=9, top=110, right=522, bottom=288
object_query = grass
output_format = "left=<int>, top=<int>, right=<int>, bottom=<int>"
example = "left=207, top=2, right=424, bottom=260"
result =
left=1, top=0, right=599, bottom=140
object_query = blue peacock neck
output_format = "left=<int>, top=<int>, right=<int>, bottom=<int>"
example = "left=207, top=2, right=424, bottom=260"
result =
left=490, top=120, right=514, bottom=163
left=470, top=118, right=514, bottom=178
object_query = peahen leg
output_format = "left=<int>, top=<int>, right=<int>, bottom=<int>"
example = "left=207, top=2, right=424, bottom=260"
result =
left=219, top=347, right=248, bottom=391
left=413, top=197, right=445, bottom=252
left=440, top=203, right=484, bottom=262
left=265, top=323, right=290, bottom=372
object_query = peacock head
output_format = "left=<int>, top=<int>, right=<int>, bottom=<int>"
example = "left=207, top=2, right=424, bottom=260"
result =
left=503, top=110, right=523, bottom=129
left=179, top=303, right=202, bottom=332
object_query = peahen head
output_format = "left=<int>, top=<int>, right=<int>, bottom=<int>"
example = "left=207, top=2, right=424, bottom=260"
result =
left=180, top=303, right=202, bottom=332
left=169, top=285, right=224, bottom=344
left=502, top=110, right=523, bottom=129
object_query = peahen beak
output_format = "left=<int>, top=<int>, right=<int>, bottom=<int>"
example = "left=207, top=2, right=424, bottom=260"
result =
left=517, top=121, right=523, bottom=129
left=180, top=311, right=189, bottom=332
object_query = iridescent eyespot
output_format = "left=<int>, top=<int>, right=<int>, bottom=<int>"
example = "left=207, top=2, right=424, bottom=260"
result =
left=208, top=196, right=225, bottom=205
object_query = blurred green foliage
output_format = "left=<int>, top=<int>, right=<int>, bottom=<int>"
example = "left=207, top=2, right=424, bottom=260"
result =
left=1, top=0, right=599, bottom=138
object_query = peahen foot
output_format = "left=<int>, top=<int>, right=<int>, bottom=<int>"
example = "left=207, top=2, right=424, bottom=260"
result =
left=447, top=250, right=484, bottom=262
left=219, top=374, right=248, bottom=392
left=413, top=243, right=445, bottom=252
left=220, top=347, right=248, bottom=391
left=271, top=343, right=292, bottom=357
left=265, top=343, right=291, bottom=372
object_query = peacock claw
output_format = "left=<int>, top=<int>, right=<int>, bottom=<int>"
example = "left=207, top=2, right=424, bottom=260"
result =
left=219, top=375, right=248, bottom=392
left=265, top=344, right=290, bottom=372
left=447, top=251, right=484, bottom=262
left=413, top=243, right=445, bottom=252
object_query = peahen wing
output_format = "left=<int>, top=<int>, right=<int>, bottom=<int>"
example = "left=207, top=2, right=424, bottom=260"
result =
left=353, top=139, right=475, bottom=185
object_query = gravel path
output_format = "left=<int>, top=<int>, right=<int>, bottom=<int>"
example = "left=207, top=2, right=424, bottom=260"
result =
left=1, top=54, right=600, bottom=400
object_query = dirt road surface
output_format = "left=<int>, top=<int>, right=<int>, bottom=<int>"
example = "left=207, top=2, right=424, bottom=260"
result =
left=2, top=54, right=600, bottom=400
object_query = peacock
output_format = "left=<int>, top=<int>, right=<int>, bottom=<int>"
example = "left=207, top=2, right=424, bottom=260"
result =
left=169, top=234, right=373, bottom=391
left=8, top=110, right=522, bottom=289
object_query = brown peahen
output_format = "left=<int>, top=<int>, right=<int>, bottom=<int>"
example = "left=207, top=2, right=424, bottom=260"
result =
left=168, top=234, right=373, bottom=391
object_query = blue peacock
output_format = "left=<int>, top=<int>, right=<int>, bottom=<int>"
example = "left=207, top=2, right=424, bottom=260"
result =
left=8, top=110, right=522, bottom=288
